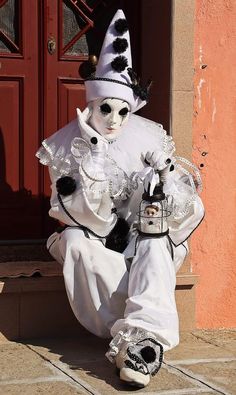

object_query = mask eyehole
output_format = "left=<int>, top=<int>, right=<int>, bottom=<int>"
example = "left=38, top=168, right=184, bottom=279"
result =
left=100, top=103, right=111, bottom=114
left=119, top=107, right=129, bottom=116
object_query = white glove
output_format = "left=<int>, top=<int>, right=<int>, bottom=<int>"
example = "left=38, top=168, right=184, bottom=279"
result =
left=143, top=150, right=172, bottom=171
left=142, top=150, right=177, bottom=193
left=76, top=107, right=108, bottom=174
left=142, top=150, right=171, bottom=171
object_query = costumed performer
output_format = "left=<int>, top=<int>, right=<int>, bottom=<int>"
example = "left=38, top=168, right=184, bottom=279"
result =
left=36, top=9, right=204, bottom=388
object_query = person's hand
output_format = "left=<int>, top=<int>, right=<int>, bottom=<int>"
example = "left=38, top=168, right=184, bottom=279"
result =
left=143, top=150, right=172, bottom=171
left=77, top=107, right=92, bottom=137
left=76, top=107, right=108, bottom=155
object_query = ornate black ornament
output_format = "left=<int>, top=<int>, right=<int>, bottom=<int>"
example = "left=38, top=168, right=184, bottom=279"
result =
left=127, top=67, right=152, bottom=101
left=132, top=84, right=149, bottom=101
left=111, top=55, right=128, bottom=72
left=127, top=67, right=139, bottom=85
left=56, top=176, right=76, bottom=196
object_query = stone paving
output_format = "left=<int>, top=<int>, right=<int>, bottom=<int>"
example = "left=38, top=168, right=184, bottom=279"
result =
left=0, top=330, right=235, bottom=395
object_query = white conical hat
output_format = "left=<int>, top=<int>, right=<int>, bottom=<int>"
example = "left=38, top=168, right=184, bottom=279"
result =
left=85, top=9, right=148, bottom=112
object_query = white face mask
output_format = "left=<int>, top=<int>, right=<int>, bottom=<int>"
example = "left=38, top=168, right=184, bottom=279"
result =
left=89, top=98, right=130, bottom=140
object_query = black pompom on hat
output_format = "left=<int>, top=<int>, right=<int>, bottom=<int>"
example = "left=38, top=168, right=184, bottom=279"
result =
left=56, top=176, right=76, bottom=196
left=113, top=37, right=128, bottom=54
left=111, top=55, right=128, bottom=72
left=114, top=18, right=128, bottom=35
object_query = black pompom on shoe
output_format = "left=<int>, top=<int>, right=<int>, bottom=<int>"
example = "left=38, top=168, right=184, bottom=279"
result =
left=56, top=176, right=76, bottom=196
left=111, top=56, right=128, bottom=72
left=114, top=18, right=128, bottom=35
left=140, top=346, right=156, bottom=363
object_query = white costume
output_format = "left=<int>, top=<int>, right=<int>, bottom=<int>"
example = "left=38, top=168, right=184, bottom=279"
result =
left=36, top=9, right=204, bottom=387
left=37, top=112, right=204, bottom=347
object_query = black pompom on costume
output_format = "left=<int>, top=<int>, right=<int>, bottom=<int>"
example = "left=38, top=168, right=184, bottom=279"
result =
left=56, top=176, right=76, bottom=196
left=140, top=346, right=157, bottom=363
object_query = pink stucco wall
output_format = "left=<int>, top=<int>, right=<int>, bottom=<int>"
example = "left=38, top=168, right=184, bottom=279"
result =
left=191, top=0, right=236, bottom=328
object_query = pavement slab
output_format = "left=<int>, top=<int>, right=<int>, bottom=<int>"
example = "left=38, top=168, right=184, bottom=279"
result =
left=26, top=337, right=201, bottom=394
left=165, top=332, right=236, bottom=361
left=191, top=330, right=236, bottom=354
left=66, top=359, right=200, bottom=394
left=0, top=342, right=56, bottom=381
left=0, top=381, right=86, bottom=395
left=176, top=360, right=236, bottom=395
left=0, top=330, right=235, bottom=395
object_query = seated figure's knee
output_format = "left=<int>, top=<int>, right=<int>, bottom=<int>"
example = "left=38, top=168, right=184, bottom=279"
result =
left=59, top=228, right=89, bottom=259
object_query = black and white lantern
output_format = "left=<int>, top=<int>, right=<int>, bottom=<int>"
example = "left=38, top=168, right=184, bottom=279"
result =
left=138, top=181, right=172, bottom=237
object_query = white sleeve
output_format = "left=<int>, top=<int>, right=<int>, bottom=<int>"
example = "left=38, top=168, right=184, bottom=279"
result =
left=168, top=195, right=204, bottom=246
left=48, top=168, right=117, bottom=237
left=162, top=163, right=204, bottom=246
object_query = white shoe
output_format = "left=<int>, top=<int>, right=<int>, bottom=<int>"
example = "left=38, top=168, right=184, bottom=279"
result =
left=120, top=367, right=150, bottom=388
left=115, top=337, right=163, bottom=388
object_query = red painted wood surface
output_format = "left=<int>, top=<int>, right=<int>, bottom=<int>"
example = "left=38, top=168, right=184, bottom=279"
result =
left=0, top=0, right=171, bottom=240
left=41, top=0, right=119, bottom=236
left=0, top=1, right=40, bottom=239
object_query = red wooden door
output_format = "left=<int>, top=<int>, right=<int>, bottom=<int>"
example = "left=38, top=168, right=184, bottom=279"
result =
left=0, top=0, right=41, bottom=240
left=0, top=0, right=120, bottom=240
left=0, top=0, right=171, bottom=241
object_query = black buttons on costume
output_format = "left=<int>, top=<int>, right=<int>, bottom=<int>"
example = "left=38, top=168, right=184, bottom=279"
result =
left=165, top=158, right=171, bottom=164
left=90, top=137, right=98, bottom=145
left=170, top=164, right=175, bottom=172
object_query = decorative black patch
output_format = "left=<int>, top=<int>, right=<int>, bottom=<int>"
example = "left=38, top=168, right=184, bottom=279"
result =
left=105, top=218, right=130, bottom=253
left=127, top=67, right=138, bottom=84
left=170, top=164, right=175, bottom=172
left=56, top=176, right=76, bottom=196
left=90, top=137, right=98, bottom=145
left=165, top=158, right=171, bottom=164
left=127, top=67, right=152, bottom=101
left=111, top=55, right=128, bottom=72
left=113, top=37, right=128, bottom=54
left=140, top=346, right=156, bottom=363
left=114, top=18, right=128, bottom=35
left=132, top=84, right=149, bottom=101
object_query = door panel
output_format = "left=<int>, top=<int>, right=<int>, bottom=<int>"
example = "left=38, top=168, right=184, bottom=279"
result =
left=41, top=0, right=120, bottom=236
left=0, top=0, right=40, bottom=239
left=58, top=79, right=86, bottom=127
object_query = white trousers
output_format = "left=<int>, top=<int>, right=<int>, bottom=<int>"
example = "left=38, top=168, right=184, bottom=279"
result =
left=47, top=227, right=188, bottom=352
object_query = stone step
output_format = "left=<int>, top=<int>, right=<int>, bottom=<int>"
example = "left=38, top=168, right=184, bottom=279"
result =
left=0, top=258, right=198, bottom=342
